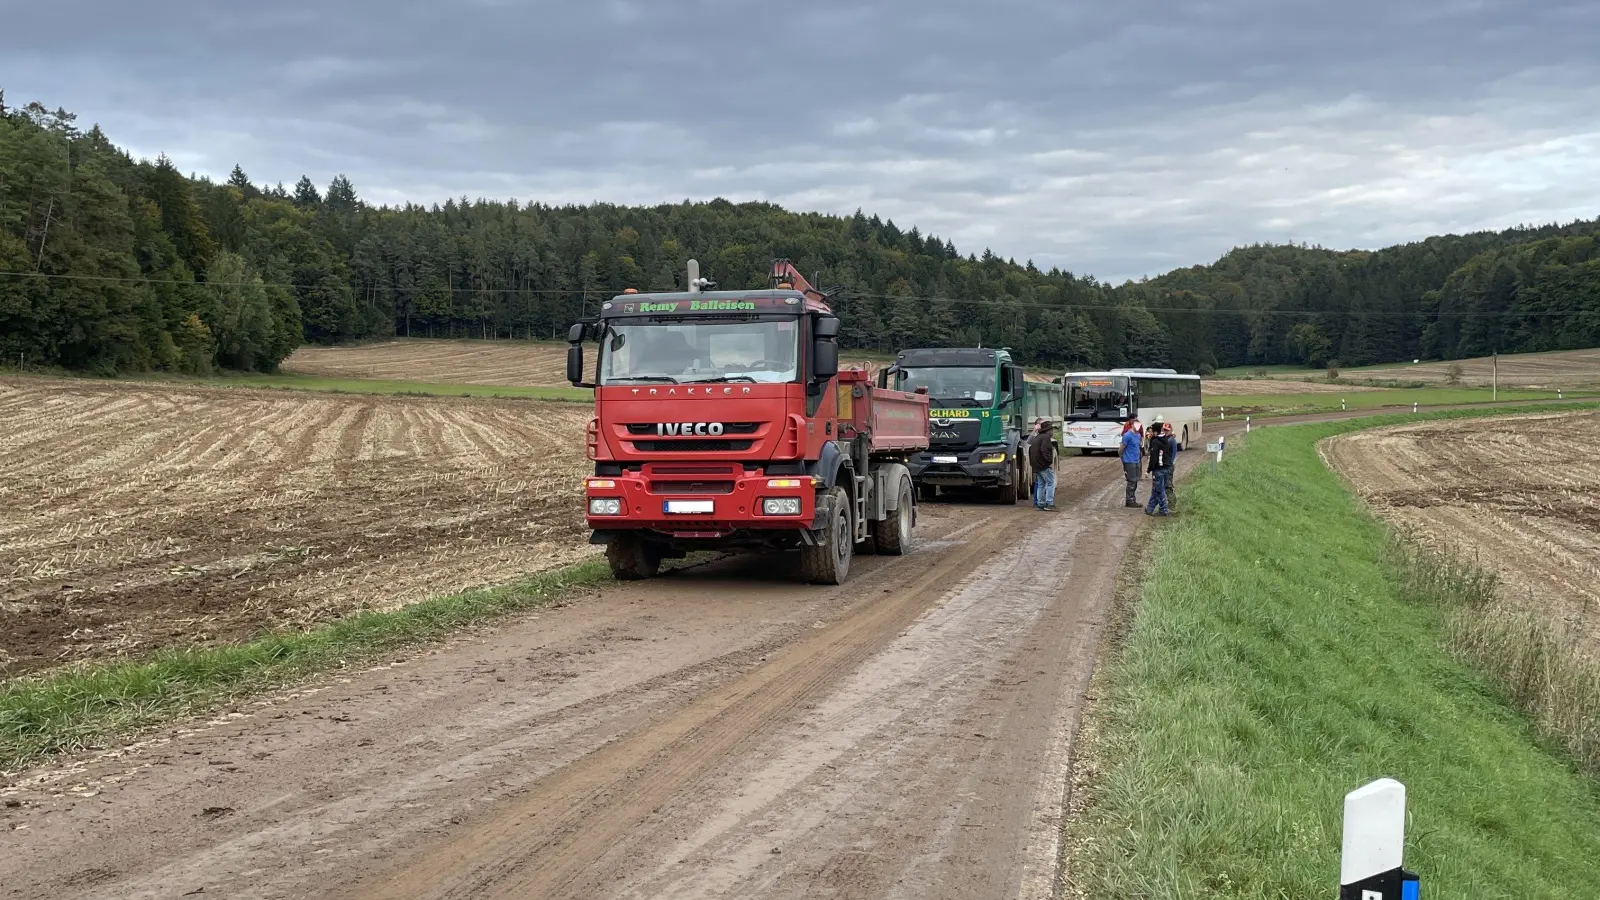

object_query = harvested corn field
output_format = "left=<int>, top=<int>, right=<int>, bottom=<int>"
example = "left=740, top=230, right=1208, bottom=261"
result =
left=1323, top=409, right=1600, bottom=651
left=0, top=376, right=593, bottom=677
left=285, top=338, right=893, bottom=388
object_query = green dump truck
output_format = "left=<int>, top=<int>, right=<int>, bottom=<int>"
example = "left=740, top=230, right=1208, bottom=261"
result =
left=877, top=347, right=1063, bottom=503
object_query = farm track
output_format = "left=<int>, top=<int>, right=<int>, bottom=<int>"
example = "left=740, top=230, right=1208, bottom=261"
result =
left=1324, top=408, right=1600, bottom=653
left=0, top=445, right=1193, bottom=900
left=0, top=377, right=592, bottom=676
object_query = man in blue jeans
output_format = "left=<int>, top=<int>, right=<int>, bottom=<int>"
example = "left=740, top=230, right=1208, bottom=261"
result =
left=1145, top=421, right=1175, bottom=516
left=1028, top=419, right=1057, bottom=510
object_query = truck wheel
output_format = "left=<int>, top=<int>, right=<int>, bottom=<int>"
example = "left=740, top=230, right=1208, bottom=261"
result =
left=606, top=534, right=661, bottom=580
left=800, top=486, right=852, bottom=584
left=872, top=477, right=914, bottom=555
left=1015, top=458, right=1031, bottom=502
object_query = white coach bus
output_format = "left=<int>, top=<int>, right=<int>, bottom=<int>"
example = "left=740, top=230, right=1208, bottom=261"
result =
left=1060, top=368, right=1203, bottom=454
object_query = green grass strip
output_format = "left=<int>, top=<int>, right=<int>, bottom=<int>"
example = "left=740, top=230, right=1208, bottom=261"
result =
left=1205, top=388, right=1595, bottom=420
left=1072, top=405, right=1600, bottom=899
left=0, top=558, right=610, bottom=773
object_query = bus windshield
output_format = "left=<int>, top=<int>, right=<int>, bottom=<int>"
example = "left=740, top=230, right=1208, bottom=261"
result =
left=895, top=366, right=995, bottom=408
left=1067, top=376, right=1130, bottom=420
left=599, top=317, right=799, bottom=384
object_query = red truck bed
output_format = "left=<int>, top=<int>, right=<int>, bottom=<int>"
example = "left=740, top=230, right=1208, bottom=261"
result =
left=835, top=369, right=929, bottom=454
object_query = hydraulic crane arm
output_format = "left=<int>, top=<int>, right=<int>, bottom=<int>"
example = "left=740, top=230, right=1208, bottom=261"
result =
left=770, top=258, right=828, bottom=304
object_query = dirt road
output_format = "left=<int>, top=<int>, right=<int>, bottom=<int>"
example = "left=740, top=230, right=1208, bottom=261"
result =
left=1, top=442, right=1196, bottom=900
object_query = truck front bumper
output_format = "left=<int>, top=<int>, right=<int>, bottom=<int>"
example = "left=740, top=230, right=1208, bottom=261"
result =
left=907, top=445, right=1013, bottom=486
left=584, top=467, right=818, bottom=539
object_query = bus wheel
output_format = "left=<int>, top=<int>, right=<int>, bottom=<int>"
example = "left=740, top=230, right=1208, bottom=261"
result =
left=1182, top=426, right=1190, bottom=450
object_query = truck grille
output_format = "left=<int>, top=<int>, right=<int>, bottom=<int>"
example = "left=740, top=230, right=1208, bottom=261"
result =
left=625, top=422, right=761, bottom=436
left=650, top=480, right=735, bottom=494
left=927, top=419, right=981, bottom=451
left=632, top=440, right=754, bottom=452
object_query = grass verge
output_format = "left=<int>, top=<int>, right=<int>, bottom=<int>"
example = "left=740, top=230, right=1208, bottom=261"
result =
left=1204, top=387, right=1590, bottom=419
left=1066, top=407, right=1600, bottom=899
left=1393, top=537, right=1600, bottom=778
left=0, top=558, right=611, bottom=774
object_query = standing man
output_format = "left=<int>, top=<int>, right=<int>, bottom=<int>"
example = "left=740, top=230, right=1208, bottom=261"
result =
left=1144, top=421, right=1174, bottom=517
left=1029, top=419, right=1057, bottom=511
left=1120, top=416, right=1143, bottom=508
left=1024, top=418, right=1045, bottom=504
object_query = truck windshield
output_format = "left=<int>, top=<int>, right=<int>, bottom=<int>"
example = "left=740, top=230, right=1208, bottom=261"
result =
left=599, top=317, right=800, bottom=385
left=896, top=366, right=995, bottom=408
left=1067, top=377, right=1130, bottom=420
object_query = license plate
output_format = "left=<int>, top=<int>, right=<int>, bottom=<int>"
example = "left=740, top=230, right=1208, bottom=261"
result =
left=663, top=499, right=714, bottom=515
left=932, top=455, right=959, bottom=464
left=1088, top=441, right=1102, bottom=447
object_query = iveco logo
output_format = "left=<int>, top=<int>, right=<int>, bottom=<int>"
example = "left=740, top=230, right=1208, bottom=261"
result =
left=656, top=422, right=726, bottom=436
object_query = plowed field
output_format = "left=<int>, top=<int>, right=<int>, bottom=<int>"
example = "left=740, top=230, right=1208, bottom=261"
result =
left=1203, top=379, right=1391, bottom=395
left=0, top=377, right=592, bottom=677
left=1323, top=409, right=1600, bottom=650
left=285, top=339, right=894, bottom=387
left=1349, top=348, right=1600, bottom=389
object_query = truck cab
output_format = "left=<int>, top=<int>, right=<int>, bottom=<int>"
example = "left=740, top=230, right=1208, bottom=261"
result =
left=879, top=347, right=1031, bottom=504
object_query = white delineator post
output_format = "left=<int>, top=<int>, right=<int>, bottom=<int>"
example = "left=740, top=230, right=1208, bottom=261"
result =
left=1245, top=415, right=1251, bottom=433
left=1340, top=778, right=1420, bottom=899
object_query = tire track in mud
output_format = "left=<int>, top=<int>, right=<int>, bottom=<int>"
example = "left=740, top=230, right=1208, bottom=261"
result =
left=328, top=507, right=1031, bottom=900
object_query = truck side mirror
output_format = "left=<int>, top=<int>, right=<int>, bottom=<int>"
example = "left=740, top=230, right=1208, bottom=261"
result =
left=566, top=344, right=585, bottom=385
left=567, top=323, right=585, bottom=343
left=811, top=315, right=840, bottom=381
left=813, top=339, right=839, bottom=381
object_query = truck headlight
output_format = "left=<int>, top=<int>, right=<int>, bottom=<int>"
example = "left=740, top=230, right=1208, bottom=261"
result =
left=981, top=452, right=1007, bottom=463
left=588, top=497, right=623, bottom=515
left=761, top=497, right=802, bottom=515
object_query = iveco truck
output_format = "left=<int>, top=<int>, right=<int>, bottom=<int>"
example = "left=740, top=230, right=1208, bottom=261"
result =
left=877, top=347, right=1059, bottom=503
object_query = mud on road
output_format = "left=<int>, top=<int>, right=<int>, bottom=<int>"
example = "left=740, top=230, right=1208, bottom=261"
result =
left=0, top=446, right=1197, bottom=900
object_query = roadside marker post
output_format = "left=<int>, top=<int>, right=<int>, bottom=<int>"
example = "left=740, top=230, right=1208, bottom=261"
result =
left=1245, top=415, right=1251, bottom=433
left=1342, top=398, right=1347, bottom=411
left=1206, top=437, right=1223, bottom=473
left=1412, top=402, right=1418, bottom=414
left=1339, top=778, right=1420, bottom=900
left=1220, top=407, right=1226, bottom=420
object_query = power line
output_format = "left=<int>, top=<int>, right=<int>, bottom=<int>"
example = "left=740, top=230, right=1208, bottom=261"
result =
left=0, top=268, right=1579, bottom=318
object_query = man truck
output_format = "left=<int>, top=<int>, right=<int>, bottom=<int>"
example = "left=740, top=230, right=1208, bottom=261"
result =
left=566, top=259, right=930, bottom=585
left=876, top=347, right=1062, bottom=503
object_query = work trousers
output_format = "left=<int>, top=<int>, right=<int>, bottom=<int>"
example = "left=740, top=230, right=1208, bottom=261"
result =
left=1122, top=462, right=1140, bottom=504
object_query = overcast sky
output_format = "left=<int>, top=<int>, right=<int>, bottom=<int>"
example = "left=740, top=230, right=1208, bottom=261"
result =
left=4, top=0, right=1598, bottom=281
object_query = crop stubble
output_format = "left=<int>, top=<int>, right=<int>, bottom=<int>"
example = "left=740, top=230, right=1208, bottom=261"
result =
left=285, top=339, right=893, bottom=388
left=1324, top=409, right=1600, bottom=651
left=0, top=377, right=592, bottom=677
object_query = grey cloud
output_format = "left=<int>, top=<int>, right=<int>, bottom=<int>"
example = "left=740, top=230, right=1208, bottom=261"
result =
left=3, top=0, right=1598, bottom=280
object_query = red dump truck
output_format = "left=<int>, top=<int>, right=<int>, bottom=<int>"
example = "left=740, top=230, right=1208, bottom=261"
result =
left=565, top=259, right=930, bottom=584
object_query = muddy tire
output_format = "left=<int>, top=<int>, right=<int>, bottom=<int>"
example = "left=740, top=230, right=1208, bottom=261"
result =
left=872, top=477, right=914, bottom=556
left=606, top=534, right=661, bottom=580
left=800, top=486, right=852, bottom=584
left=1015, top=457, right=1031, bottom=502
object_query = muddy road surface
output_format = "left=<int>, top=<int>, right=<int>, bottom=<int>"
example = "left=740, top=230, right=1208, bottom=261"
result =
left=3, top=448, right=1195, bottom=900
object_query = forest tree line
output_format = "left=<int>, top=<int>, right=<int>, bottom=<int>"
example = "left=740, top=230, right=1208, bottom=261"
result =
left=3, top=95, right=1598, bottom=377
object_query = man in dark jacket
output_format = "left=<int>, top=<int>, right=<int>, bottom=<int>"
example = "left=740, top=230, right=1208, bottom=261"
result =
left=1144, top=421, right=1175, bottom=516
left=1028, top=419, right=1057, bottom=510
